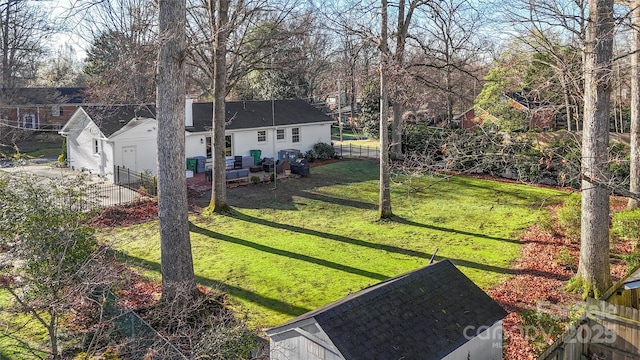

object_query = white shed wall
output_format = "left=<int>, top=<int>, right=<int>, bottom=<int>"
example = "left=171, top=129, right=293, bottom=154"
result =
left=443, top=321, right=503, bottom=360
left=270, top=332, right=344, bottom=360
left=65, top=114, right=113, bottom=181
left=110, top=121, right=158, bottom=175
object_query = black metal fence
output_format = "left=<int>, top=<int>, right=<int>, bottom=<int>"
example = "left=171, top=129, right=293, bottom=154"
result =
left=333, top=143, right=380, bottom=159
left=114, top=166, right=158, bottom=196
left=77, top=182, right=151, bottom=210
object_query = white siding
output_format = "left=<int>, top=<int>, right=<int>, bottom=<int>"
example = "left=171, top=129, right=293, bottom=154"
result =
left=229, top=122, right=332, bottom=159
left=65, top=113, right=113, bottom=180
left=443, top=321, right=503, bottom=360
left=270, top=321, right=503, bottom=360
left=270, top=331, right=344, bottom=360
left=110, top=120, right=158, bottom=176
left=185, top=134, right=207, bottom=159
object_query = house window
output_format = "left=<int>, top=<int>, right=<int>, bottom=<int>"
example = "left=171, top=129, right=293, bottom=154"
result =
left=51, top=106, right=61, bottom=117
left=93, top=139, right=99, bottom=154
left=207, top=136, right=232, bottom=157
left=276, top=128, right=285, bottom=141
left=292, top=127, right=300, bottom=143
left=257, top=130, right=266, bottom=142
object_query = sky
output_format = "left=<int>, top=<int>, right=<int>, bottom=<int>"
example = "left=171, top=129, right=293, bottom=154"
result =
left=48, top=0, right=91, bottom=61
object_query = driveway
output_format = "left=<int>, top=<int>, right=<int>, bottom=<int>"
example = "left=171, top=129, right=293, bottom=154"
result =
left=0, top=162, right=145, bottom=208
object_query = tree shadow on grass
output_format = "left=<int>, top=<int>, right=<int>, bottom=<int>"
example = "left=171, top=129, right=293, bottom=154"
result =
left=226, top=210, right=568, bottom=281
left=188, top=222, right=388, bottom=281
left=116, top=252, right=313, bottom=317
left=393, top=216, right=521, bottom=244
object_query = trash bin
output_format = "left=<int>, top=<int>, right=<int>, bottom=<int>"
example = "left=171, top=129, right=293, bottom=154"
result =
left=186, top=158, right=197, bottom=172
left=290, top=159, right=310, bottom=177
left=249, top=149, right=262, bottom=165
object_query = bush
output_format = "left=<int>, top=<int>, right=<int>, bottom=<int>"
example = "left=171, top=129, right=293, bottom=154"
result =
left=611, top=208, right=640, bottom=242
left=193, top=317, right=258, bottom=360
left=312, top=142, right=336, bottom=160
left=304, top=149, right=316, bottom=162
left=557, top=194, right=581, bottom=241
left=250, top=176, right=260, bottom=185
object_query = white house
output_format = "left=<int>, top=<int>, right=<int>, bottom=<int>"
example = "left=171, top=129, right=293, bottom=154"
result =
left=59, top=100, right=334, bottom=182
left=266, top=260, right=506, bottom=360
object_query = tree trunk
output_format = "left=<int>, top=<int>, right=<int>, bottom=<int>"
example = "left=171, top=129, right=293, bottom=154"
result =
left=2, top=2, right=11, bottom=90
left=379, top=0, right=392, bottom=219
left=560, top=73, right=572, bottom=132
left=629, top=2, right=640, bottom=210
left=49, top=312, right=59, bottom=360
left=209, top=0, right=231, bottom=213
left=157, top=0, right=197, bottom=302
left=570, top=0, right=613, bottom=298
left=391, top=103, right=402, bottom=159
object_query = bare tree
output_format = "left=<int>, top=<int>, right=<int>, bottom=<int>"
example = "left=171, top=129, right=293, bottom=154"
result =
left=500, top=0, right=588, bottom=131
left=210, top=0, right=231, bottom=213
left=568, top=0, right=614, bottom=298
left=81, top=0, right=158, bottom=103
left=156, top=0, right=198, bottom=302
left=0, top=0, right=52, bottom=90
left=33, top=44, right=87, bottom=87
left=628, top=1, right=640, bottom=209
left=408, top=0, right=489, bottom=124
left=380, top=0, right=392, bottom=219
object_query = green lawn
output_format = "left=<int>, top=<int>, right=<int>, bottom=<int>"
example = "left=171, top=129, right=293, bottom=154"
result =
left=103, top=160, right=568, bottom=328
left=0, top=291, right=49, bottom=360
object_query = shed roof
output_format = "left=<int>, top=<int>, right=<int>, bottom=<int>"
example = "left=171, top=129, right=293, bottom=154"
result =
left=82, top=104, right=156, bottom=137
left=267, top=259, right=507, bottom=359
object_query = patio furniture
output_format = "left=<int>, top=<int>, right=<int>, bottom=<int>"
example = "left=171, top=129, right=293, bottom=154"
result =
left=225, top=168, right=250, bottom=183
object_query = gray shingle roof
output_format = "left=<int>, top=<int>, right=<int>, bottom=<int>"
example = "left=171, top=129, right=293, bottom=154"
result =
left=82, top=104, right=156, bottom=137
left=2, top=87, right=89, bottom=105
left=268, top=260, right=507, bottom=360
left=190, top=99, right=334, bottom=132
left=76, top=100, right=331, bottom=137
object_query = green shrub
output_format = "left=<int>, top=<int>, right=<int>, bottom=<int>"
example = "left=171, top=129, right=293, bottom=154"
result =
left=312, top=142, right=336, bottom=160
left=250, top=176, right=260, bottom=185
left=557, top=194, right=581, bottom=241
left=622, top=250, right=639, bottom=276
left=304, top=149, right=316, bottom=162
left=611, top=208, right=640, bottom=242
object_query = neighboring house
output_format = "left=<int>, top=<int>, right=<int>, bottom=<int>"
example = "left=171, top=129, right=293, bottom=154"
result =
left=0, top=87, right=90, bottom=130
left=453, top=106, right=500, bottom=130
left=504, top=92, right=556, bottom=130
left=59, top=99, right=334, bottom=181
left=266, top=260, right=507, bottom=360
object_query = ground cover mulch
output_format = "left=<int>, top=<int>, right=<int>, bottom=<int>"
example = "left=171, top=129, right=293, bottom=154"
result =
left=490, top=196, right=637, bottom=359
